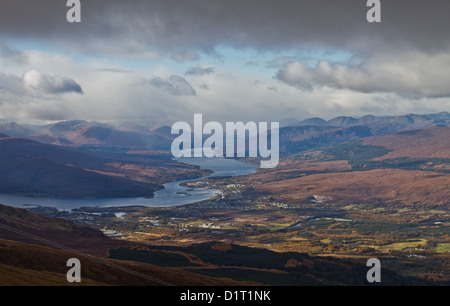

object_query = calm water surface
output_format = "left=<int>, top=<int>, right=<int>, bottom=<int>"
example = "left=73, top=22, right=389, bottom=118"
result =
left=0, top=157, right=256, bottom=211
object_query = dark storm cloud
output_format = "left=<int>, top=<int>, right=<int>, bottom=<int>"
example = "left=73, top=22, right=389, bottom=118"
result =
left=1, top=0, right=449, bottom=56
left=23, top=69, right=83, bottom=94
left=0, top=69, right=83, bottom=96
left=148, top=75, right=196, bottom=96
left=2, top=0, right=450, bottom=103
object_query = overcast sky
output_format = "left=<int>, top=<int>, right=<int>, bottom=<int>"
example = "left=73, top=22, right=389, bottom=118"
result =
left=0, top=0, right=449, bottom=125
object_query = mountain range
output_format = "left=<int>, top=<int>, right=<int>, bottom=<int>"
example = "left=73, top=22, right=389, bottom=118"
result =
left=277, top=112, right=450, bottom=155
left=1, top=112, right=448, bottom=153
left=285, top=112, right=450, bottom=128
left=0, top=120, right=174, bottom=150
left=0, top=112, right=448, bottom=198
left=0, top=113, right=448, bottom=285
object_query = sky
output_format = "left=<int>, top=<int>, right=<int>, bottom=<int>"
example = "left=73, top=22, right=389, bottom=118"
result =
left=0, top=0, right=450, bottom=126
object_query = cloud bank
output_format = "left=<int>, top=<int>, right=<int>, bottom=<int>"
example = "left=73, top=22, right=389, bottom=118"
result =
left=0, top=1, right=449, bottom=123
left=1, top=0, right=449, bottom=56
left=277, top=52, right=450, bottom=98
left=0, top=69, right=83, bottom=96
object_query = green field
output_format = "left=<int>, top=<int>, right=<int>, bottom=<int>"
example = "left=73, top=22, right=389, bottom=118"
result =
left=436, top=243, right=450, bottom=253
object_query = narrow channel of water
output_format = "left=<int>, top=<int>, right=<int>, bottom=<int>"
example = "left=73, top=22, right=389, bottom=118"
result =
left=0, top=157, right=257, bottom=211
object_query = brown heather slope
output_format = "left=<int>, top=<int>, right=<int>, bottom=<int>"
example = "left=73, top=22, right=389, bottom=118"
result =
left=0, top=239, right=252, bottom=286
left=241, top=126, right=450, bottom=207
left=0, top=204, right=124, bottom=256
left=254, top=169, right=450, bottom=206
left=363, top=126, right=450, bottom=160
left=0, top=204, right=254, bottom=286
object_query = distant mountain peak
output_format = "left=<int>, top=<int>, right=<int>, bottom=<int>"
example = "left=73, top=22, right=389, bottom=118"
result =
left=327, top=116, right=359, bottom=126
left=287, top=112, right=450, bottom=128
left=294, top=117, right=329, bottom=127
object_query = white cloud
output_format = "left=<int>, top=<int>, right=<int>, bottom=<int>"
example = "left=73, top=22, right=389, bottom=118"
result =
left=277, top=51, right=450, bottom=98
left=0, top=69, right=83, bottom=96
left=23, top=69, right=83, bottom=94
left=1, top=48, right=449, bottom=125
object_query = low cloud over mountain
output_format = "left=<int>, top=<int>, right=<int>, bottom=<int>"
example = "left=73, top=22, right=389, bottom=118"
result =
left=148, top=75, right=196, bottom=96
left=0, top=69, right=83, bottom=96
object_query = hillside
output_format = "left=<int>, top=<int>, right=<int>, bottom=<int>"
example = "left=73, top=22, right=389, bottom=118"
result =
left=257, top=169, right=450, bottom=206
left=107, top=241, right=430, bottom=286
left=0, top=204, right=122, bottom=256
left=279, top=125, right=373, bottom=154
left=34, top=125, right=172, bottom=150
left=1, top=112, right=448, bottom=158
left=0, top=122, right=41, bottom=138
left=0, top=120, right=173, bottom=150
left=290, top=112, right=450, bottom=129
left=0, top=239, right=253, bottom=286
left=243, top=126, right=450, bottom=207
left=0, top=137, right=162, bottom=198
left=1, top=204, right=422, bottom=286
left=0, top=204, right=254, bottom=286
left=0, top=135, right=209, bottom=198
left=275, top=112, right=450, bottom=156
left=0, top=204, right=426, bottom=286
left=363, top=127, right=450, bottom=160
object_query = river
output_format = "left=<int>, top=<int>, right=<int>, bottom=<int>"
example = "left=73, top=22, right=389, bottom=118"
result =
left=0, top=157, right=257, bottom=211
